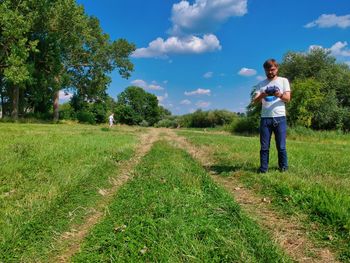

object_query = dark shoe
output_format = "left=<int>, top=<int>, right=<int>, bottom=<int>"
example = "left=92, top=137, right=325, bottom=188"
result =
left=257, top=168, right=267, bottom=174
left=279, top=167, right=288, bottom=172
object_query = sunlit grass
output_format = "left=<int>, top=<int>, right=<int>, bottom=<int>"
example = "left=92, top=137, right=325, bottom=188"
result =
left=0, top=123, right=139, bottom=262
left=178, top=130, right=350, bottom=260
left=73, top=141, right=290, bottom=262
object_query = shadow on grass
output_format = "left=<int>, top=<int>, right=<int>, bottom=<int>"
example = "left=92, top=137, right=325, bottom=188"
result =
left=207, top=164, right=283, bottom=175
left=207, top=163, right=257, bottom=175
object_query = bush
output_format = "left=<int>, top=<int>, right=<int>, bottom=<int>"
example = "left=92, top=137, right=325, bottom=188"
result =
left=179, top=109, right=237, bottom=128
left=226, top=116, right=259, bottom=134
left=154, top=117, right=179, bottom=128
left=139, top=120, right=149, bottom=127
left=77, top=111, right=96, bottom=124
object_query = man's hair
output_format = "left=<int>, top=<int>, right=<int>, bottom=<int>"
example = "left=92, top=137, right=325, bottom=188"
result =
left=263, top=59, right=278, bottom=69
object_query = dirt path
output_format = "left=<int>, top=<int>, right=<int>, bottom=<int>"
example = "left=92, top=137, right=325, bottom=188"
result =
left=164, top=129, right=338, bottom=263
left=52, top=128, right=161, bottom=262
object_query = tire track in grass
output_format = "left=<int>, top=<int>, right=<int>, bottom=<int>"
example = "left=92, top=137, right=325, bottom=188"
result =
left=165, top=129, right=338, bottom=263
left=53, top=128, right=161, bottom=262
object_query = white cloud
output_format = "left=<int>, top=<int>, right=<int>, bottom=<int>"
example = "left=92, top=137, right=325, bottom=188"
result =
left=132, top=0, right=248, bottom=59
left=238, top=67, right=257, bottom=76
left=305, top=14, right=350, bottom=29
left=180, top=99, right=192, bottom=105
left=184, top=88, right=211, bottom=96
left=203, top=71, right=213, bottom=78
left=170, top=0, right=247, bottom=35
left=308, top=41, right=350, bottom=57
left=132, top=34, right=221, bottom=58
left=329, top=41, right=350, bottom=57
left=256, top=75, right=265, bottom=81
left=157, top=93, right=169, bottom=103
left=131, top=79, right=164, bottom=90
left=59, top=90, right=73, bottom=101
left=195, top=101, right=211, bottom=108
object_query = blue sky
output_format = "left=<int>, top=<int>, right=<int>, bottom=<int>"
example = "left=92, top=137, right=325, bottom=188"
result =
left=69, top=0, right=350, bottom=115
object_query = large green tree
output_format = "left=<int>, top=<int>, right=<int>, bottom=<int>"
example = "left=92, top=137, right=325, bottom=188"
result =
left=0, top=0, right=38, bottom=118
left=0, top=0, right=135, bottom=121
left=115, top=86, right=161, bottom=126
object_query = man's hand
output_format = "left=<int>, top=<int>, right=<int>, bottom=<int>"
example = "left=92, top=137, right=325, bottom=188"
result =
left=253, top=92, right=268, bottom=103
left=275, top=90, right=283, bottom=98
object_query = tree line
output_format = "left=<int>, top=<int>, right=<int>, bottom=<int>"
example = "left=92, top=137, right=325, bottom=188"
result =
left=0, top=0, right=135, bottom=121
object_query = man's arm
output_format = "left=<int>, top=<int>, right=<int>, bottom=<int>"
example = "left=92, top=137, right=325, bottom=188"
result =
left=275, top=90, right=291, bottom=102
left=253, top=91, right=267, bottom=104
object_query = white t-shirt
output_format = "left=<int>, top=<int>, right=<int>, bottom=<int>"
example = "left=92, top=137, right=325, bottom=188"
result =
left=254, top=77, right=290, bottom=117
left=109, top=115, right=114, bottom=123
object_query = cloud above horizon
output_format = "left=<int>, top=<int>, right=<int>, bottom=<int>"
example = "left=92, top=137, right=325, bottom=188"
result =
left=180, top=99, right=192, bottom=105
left=132, top=0, right=247, bottom=58
left=195, top=101, right=211, bottom=108
left=309, top=41, right=350, bottom=57
left=203, top=71, right=213, bottom=78
left=238, top=67, right=257, bottom=76
left=170, top=0, right=247, bottom=35
left=184, top=88, right=211, bottom=96
left=305, top=14, right=350, bottom=28
left=131, top=79, right=164, bottom=90
left=132, top=35, right=221, bottom=58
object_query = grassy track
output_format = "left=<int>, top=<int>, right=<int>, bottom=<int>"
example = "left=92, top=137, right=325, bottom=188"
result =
left=0, top=123, right=139, bottom=262
left=73, top=140, right=290, bottom=262
left=178, top=130, right=350, bottom=261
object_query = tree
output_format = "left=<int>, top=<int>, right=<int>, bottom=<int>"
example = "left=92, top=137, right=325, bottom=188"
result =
left=0, top=0, right=38, bottom=119
left=115, top=86, right=161, bottom=126
left=0, top=0, right=135, bottom=121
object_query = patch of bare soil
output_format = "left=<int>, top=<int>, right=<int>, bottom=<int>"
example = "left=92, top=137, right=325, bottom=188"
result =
left=52, top=128, right=161, bottom=262
left=164, top=129, right=338, bottom=263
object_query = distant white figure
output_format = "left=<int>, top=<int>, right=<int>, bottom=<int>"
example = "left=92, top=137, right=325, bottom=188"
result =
left=109, top=113, right=115, bottom=128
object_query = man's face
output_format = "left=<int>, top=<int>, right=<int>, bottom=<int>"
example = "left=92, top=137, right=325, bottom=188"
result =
left=264, top=66, right=278, bottom=79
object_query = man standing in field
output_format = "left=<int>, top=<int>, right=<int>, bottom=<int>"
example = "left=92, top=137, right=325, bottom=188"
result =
left=253, top=59, right=291, bottom=173
left=109, top=113, right=115, bottom=128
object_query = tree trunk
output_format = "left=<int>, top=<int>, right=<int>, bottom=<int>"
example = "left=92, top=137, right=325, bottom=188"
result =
left=11, top=85, right=19, bottom=119
left=53, top=90, right=59, bottom=122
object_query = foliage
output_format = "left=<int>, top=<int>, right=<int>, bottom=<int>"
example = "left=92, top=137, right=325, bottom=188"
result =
left=0, top=0, right=135, bottom=120
left=115, top=86, right=161, bottom=126
left=77, top=110, right=96, bottom=124
left=179, top=109, right=237, bottom=128
left=226, top=116, right=259, bottom=134
left=154, top=116, right=180, bottom=128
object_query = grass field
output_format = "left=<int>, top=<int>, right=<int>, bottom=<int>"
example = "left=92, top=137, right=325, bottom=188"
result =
left=178, top=129, right=350, bottom=261
left=0, top=123, right=139, bottom=262
left=1, top=123, right=349, bottom=262
left=73, top=141, right=289, bottom=262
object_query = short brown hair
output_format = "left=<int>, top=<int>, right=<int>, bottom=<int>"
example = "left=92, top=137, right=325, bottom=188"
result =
left=263, top=59, right=278, bottom=69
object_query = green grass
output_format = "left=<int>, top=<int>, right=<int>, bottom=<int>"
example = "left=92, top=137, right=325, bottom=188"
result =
left=0, top=123, right=139, bottom=262
left=73, top=141, right=290, bottom=262
left=177, top=130, right=350, bottom=261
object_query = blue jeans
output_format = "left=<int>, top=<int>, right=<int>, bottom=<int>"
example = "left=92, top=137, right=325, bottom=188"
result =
left=259, top=116, right=288, bottom=172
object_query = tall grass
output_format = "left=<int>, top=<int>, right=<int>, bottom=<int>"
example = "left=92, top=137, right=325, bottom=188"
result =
left=178, top=130, right=350, bottom=260
left=73, top=141, right=290, bottom=262
left=0, top=123, right=139, bottom=262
